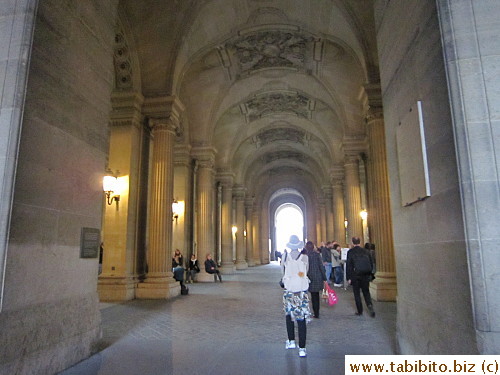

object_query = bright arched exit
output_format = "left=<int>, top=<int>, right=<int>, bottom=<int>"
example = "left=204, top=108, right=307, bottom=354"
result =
left=275, top=203, right=304, bottom=257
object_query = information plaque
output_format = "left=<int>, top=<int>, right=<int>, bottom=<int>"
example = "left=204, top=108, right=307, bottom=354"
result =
left=80, top=227, right=100, bottom=259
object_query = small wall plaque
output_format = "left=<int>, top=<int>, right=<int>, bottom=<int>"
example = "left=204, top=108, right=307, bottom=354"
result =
left=80, top=227, right=100, bottom=258
left=396, top=101, right=431, bottom=206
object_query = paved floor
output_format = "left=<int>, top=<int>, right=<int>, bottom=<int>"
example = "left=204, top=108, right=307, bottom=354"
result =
left=58, top=263, right=397, bottom=375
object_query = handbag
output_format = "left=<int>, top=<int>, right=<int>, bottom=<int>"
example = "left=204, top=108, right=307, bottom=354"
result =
left=324, top=282, right=338, bottom=306
left=321, top=287, right=329, bottom=303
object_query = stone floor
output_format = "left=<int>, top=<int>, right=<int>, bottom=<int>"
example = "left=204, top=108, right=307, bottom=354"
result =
left=58, top=263, right=397, bottom=375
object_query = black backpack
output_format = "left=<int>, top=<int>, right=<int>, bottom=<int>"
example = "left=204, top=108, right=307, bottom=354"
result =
left=353, top=251, right=372, bottom=275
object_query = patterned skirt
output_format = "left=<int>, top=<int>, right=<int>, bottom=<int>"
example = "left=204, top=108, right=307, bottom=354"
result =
left=283, top=290, right=312, bottom=322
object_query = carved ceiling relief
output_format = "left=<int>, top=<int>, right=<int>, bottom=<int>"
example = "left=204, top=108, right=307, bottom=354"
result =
left=226, top=30, right=314, bottom=74
left=252, top=127, right=306, bottom=148
left=113, top=30, right=133, bottom=90
left=263, top=151, right=306, bottom=164
left=243, top=92, right=313, bottom=122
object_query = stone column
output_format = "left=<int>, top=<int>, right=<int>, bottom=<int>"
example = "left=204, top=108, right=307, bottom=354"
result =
left=234, top=186, right=248, bottom=270
left=259, top=204, right=270, bottom=264
left=218, top=173, right=235, bottom=274
left=319, top=201, right=327, bottom=242
left=99, top=91, right=143, bottom=302
left=136, top=113, right=180, bottom=299
left=252, top=210, right=261, bottom=265
left=323, top=186, right=334, bottom=241
left=245, top=198, right=255, bottom=266
left=365, top=97, right=397, bottom=302
left=344, top=154, right=364, bottom=244
left=172, top=144, right=192, bottom=256
left=332, top=176, right=346, bottom=246
left=192, top=148, right=217, bottom=282
left=437, top=1, right=500, bottom=353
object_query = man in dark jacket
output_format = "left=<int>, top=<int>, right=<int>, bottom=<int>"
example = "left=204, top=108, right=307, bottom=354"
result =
left=346, top=236, right=375, bottom=317
left=305, top=241, right=327, bottom=319
left=320, top=242, right=333, bottom=284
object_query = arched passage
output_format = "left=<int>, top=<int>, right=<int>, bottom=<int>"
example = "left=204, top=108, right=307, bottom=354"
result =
left=274, top=203, right=304, bottom=258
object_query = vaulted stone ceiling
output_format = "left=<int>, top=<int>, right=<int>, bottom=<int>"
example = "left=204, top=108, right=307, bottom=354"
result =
left=118, top=0, right=378, bottom=203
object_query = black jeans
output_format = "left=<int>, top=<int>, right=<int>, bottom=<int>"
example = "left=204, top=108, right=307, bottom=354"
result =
left=351, top=275, right=373, bottom=314
left=286, top=314, right=306, bottom=348
left=310, top=291, right=320, bottom=318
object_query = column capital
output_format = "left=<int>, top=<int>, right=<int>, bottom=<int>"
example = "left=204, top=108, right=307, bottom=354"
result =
left=343, top=134, right=367, bottom=159
left=344, top=153, right=360, bottom=165
left=174, top=144, right=192, bottom=166
left=330, top=165, right=344, bottom=181
left=144, top=95, right=184, bottom=134
left=192, top=146, right=217, bottom=169
left=217, top=169, right=234, bottom=187
left=322, top=185, right=332, bottom=198
left=233, top=185, right=246, bottom=200
left=245, top=197, right=255, bottom=209
left=110, top=90, right=144, bottom=128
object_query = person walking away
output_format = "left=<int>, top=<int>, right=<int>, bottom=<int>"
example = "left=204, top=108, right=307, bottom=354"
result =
left=320, top=241, right=333, bottom=284
left=331, top=243, right=344, bottom=287
left=186, top=254, right=200, bottom=283
left=346, top=237, right=375, bottom=317
left=281, top=235, right=311, bottom=357
left=305, top=241, right=327, bottom=319
left=204, top=253, right=222, bottom=282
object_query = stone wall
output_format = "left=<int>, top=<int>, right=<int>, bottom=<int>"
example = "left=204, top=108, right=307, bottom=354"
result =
left=374, top=0, right=477, bottom=354
left=0, top=1, right=118, bottom=374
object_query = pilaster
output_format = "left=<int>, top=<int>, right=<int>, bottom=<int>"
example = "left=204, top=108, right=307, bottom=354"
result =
left=245, top=198, right=255, bottom=267
left=344, top=153, right=364, bottom=243
left=99, top=90, right=144, bottom=301
left=218, top=172, right=235, bottom=274
left=365, top=98, right=397, bottom=302
left=192, top=147, right=217, bottom=282
left=234, top=186, right=248, bottom=270
left=323, top=186, right=334, bottom=241
left=331, top=166, right=346, bottom=245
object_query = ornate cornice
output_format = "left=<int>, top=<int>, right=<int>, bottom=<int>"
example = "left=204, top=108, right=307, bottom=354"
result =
left=110, top=91, right=144, bottom=129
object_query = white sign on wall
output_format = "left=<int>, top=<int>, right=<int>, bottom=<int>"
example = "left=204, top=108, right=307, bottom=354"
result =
left=396, top=101, right=431, bottom=206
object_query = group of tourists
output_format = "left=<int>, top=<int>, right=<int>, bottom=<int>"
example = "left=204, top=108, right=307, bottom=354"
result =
left=280, top=234, right=376, bottom=357
left=171, top=249, right=222, bottom=285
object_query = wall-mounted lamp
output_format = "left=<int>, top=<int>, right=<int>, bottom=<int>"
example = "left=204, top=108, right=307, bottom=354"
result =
left=344, top=219, right=348, bottom=228
left=232, top=225, right=238, bottom=235
left=360, top=209, right=368, bottom=221
left=103, top=171, right=120, bottom=207
left=172, top=199, right=184, bottom=223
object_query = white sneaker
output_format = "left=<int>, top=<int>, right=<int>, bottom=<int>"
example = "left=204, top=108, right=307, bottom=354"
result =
left=285, top=340, right=296, bottom=349
left=334, top=283, right=342, bottom=287
left=298, top=348, right=307, bottom=357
